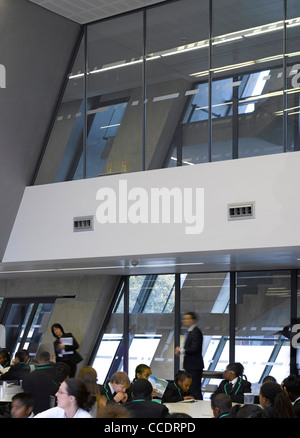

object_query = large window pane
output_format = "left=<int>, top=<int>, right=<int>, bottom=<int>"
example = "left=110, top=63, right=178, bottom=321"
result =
left=180, top=272, right=230, bottom=395
left=148, top=0, right=209, bottom=168
left=92, top=282, right=124, bottom=383
left=0, top=299, right=55, bottom=358
left=211, top=0, right=284, bottom=159
left=236, top=271, right=291, bottom=384
left=87, top=13, right=143, bottom=175
left=287, top=1, right=300, bottom=152
left=128, top=275, right=175, bottom=381
left=35, top=37, right=85, bottom=184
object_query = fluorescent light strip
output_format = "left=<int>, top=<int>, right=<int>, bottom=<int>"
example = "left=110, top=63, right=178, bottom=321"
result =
left=0, top=261, right=205, bottom=275
left=100, top=123, right=120, bottom=129
left=69, top=17, right=300, bottom=80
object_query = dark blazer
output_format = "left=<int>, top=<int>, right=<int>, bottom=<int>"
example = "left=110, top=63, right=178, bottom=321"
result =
left=0, top=361, right=30, bottom=382
left=183, top=326, right=204, bottom=371
left=53, top=332, right=82, bottom=365
left=99, top=382, right=117, bottom=404
left=161, top=380, right=192, bottom=403
left=293, top=399, right=300, bottom=418
left=124, top=399, right=169, bottom=418
left=22, top=369, right=59, bottom=414
left=214, top=377, right=252, bottom=403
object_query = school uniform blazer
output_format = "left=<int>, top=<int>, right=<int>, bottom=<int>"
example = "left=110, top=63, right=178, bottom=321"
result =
left=183, top=326, right=204, bottom=371
left=293, top=399, right=300, bottom=418
left=214, top=377, right=252, bottom=403
left=161, top=380, right=192, bottom=403
left=124, top=399, right=169, bottom=418
left=0, top=361, right=30, bottom=382
left=99, top=382, right=118, bottom=404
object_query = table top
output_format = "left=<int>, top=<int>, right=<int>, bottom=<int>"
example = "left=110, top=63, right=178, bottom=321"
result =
left=0, top=384, right=23, bottom=403
left=164, top=400, right=213, bottom=418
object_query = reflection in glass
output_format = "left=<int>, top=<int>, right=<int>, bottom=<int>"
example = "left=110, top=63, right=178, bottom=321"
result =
left=87, top=13, right=144, bottom=175
left=235, top=271, right=291, bottom=384
left=180, top=272, right=230, bottom=394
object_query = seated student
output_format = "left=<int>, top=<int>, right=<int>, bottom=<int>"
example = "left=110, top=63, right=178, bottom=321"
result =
left=0, top=350, right=11, bottom=375
left=31, top=351, right=56, bottom=376
left=210, top=393, right=232, bottom=418
left=281, top=374, right=300, bottom=418
left=161, top=370, right=194, bottom=403
left=259, top=381, right=295, bottom=418
left=124, top=379, right=169, bottom=418
left=228, top=403, right=265, bottom=418
left=22, top=351, right=59, bottom=415
left=128, top=364, right=159, bottom=401
left=213, top=362, right=251, bottom=403
left=10, top=393, right=35, bottom=418
left=21, top=349, right=35, bottom=372
left=134, top=364, right=152, bottom=381
left=0, top=351, right=30, bottom=382
left=99, top=371, right=130, bottom=404
left=77, top=366, right=107, bottom=417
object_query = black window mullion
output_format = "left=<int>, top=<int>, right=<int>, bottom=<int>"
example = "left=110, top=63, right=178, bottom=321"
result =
left=229, top=271, right=236, bottom=363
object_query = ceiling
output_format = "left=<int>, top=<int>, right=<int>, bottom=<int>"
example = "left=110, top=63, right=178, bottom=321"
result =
left=1, top=246, right=300, bottom=279
left=28, top=0, right=168, bottom=24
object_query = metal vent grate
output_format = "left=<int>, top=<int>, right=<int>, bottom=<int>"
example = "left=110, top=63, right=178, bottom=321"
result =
left=228, top=202, right=255, bottom=221
left=73, top=216, right=94, bottom=232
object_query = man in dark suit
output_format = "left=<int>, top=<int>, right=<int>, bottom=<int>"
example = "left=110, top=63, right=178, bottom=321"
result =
left=175, top=312, right=204, bottom=400
left=124, top=379, right=169, bottom=418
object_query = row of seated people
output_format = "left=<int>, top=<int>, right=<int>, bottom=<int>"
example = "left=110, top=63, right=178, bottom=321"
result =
left=1, top=350, right=300, bottom=418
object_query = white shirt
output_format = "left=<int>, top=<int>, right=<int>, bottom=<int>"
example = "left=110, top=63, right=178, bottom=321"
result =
left=180, top=324, right=197, bottom=354
left=34, top=406, right=92, bottom=418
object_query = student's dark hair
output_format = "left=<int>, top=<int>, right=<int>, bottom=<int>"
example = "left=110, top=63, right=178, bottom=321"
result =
left=36, top=350, right=50, bottom=362
left=227, top=362, right=245, bottom=378
left=51, top=323, right=64, bottom=338
left=210, top=393, right=232, bottom=412
left=262, top=375, right=276, bottom=384
left=54, top=362, right=71, bottom=384
left=135, top=364, right=151, bottom=378
left=15, top=350, right=26, bottom=363
left=230, top=403, right=265, bottom=418
left=282, top=374, right=300, bottom=397
left=260, top=382, right=295, bottom=418
left=175, top=370, right=192, bottom=383
left=65, top=378, right=89, bottom=411
left=12, top=392, right=34, bottom=410
left=0, top=349, right=11, bottom=363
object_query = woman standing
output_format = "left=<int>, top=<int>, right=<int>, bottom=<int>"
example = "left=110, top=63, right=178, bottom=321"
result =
left=51, top=323, right=82, bottom=378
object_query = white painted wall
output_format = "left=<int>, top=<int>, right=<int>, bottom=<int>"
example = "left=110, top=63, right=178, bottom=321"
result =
left=4, top=152, right=300, bottom=263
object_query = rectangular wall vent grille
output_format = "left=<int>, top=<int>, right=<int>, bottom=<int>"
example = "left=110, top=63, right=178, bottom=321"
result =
left=228, top=202, right=255, bottom=221
left=73, top=216, right=94, bottom=232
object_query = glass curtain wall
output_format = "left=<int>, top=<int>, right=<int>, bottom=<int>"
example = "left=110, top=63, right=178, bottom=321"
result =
left=33, top=0, right=300, bottom=183
left=287, top=1, right=300, bottom=152
left=86, top=13, right=144, bottom=176
left=91, top=270, right=298, bottom=395
left=235, top=271, right=291, bottom=384
left=146, top=0, right=209, bottom=168
left=0, top=298, right=55, bottom=359
left=34, top=35, right=85, bottom=184
left=211, top=0, right=284, bottom=160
